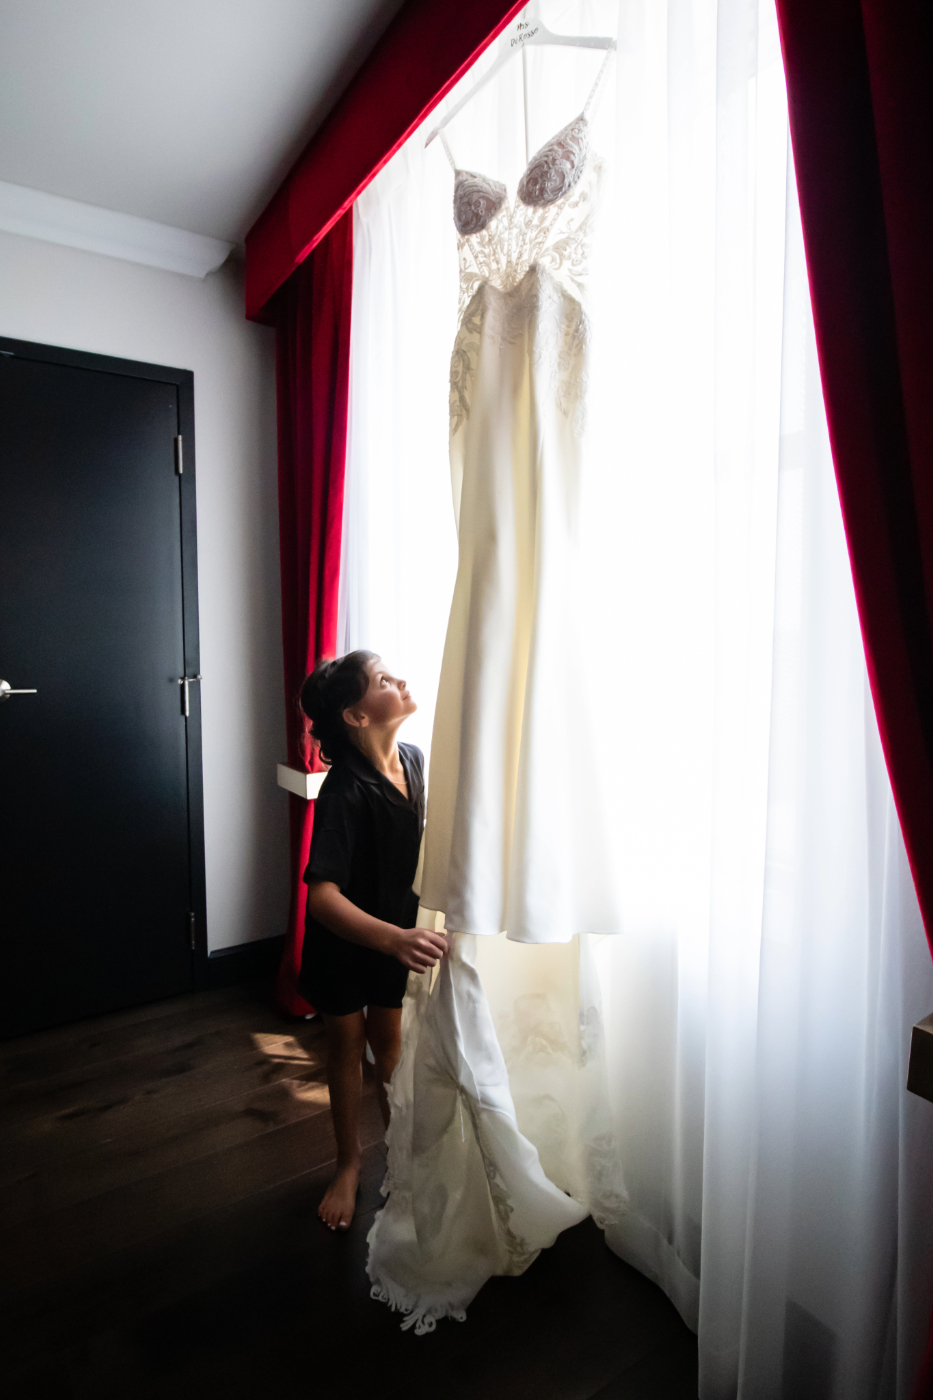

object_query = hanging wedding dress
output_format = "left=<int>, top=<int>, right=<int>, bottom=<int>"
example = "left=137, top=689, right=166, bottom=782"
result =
left=367, top=58, right=626, bottom=1333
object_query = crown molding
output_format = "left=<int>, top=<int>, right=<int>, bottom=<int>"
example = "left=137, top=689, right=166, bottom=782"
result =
left=0, top=179, right=234, bottom=279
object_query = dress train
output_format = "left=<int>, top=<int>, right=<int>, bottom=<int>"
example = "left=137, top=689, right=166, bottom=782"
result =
left=366, top=927, right=626, bottom=1332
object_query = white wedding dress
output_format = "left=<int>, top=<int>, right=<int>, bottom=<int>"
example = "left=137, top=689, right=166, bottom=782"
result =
left=368, top=67, right=627, bottom=1333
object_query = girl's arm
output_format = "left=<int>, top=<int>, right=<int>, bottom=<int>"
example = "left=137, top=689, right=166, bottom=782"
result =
left=306, top=880, right=448, bottom=972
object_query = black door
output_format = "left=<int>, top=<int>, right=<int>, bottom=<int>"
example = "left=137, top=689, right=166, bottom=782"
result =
left=0, top=338, right=206, bottom=1037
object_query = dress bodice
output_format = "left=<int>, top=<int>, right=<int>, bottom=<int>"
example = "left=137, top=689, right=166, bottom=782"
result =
left=447, top=114, right=601, bottom=324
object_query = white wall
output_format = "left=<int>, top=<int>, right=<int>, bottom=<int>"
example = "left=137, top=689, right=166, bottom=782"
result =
left=0, top=229, right=289, bottom=951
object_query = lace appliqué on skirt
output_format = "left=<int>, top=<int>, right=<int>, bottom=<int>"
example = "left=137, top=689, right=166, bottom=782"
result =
left=366, top=936, right=590, bottom=1334
left=449, top=266, right=589, bottom=438
left=366, top=935, right=627, bottom=1333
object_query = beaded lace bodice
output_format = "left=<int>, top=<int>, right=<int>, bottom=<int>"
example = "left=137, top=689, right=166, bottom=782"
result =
left=447, top=114, right=600, bottom=325
left=445, top=111, right=601, bottom=438
left=440, top=51, right=612, bottom=439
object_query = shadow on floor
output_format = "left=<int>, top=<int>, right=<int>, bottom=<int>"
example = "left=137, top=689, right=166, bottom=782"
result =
left=0, top=981, right=698, bottom=1400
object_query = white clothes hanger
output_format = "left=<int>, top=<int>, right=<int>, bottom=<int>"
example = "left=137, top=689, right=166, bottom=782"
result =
left=424, top=19, right=616, bottom=154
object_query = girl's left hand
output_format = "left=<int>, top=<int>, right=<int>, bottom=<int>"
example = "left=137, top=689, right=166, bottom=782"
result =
left=391, top=927, right=449, bottom=971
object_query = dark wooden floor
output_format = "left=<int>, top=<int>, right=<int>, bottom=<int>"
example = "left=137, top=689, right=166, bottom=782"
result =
left=1, top=981, right=698, bottom=1400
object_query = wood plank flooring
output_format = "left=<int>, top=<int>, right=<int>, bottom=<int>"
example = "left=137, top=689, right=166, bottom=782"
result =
left=1, top=980, right=698, bottom=1400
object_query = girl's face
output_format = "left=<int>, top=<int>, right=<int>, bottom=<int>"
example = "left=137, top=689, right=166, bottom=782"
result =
left=347, top=657, right=416, bottom=732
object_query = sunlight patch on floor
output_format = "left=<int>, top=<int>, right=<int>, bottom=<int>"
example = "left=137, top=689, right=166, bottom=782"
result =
left=250, top=1032, right=329, bottom=1105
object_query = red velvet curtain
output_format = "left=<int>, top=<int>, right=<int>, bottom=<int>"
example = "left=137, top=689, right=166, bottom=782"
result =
left=774, top=2, right=933, bottom=1393
left=273, top=212, right=353, bottom=1016
left=774, top=0, right=933, bottom=953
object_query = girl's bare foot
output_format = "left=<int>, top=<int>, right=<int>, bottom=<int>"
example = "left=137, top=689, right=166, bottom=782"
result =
left=318, top=1161, right=360, bottom=1231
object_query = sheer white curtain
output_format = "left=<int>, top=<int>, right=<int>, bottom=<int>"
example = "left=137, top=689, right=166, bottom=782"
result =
left=336, top=127, right=459, bottom=755
left=341, top=1, right=933, bottom=1395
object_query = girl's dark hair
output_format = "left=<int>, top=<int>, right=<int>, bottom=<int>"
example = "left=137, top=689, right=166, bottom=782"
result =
left=299, top=650, right=376, bottom=765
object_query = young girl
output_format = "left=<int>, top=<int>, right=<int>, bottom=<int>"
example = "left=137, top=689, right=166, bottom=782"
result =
left=298, top=651, right=448, bottom=1231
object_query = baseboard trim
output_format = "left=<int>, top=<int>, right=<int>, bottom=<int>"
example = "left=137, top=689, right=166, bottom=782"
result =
left=206, top=935, right=284, bottom=990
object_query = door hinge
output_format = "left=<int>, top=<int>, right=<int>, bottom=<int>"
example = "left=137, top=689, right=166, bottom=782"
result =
left=174, top=435, right=184, bottom=475
left=189, top=911, right=197, bottom=951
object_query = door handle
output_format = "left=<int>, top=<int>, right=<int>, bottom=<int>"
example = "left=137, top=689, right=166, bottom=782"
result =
left=177, top=674, right=202, bottom=717
left=0, top=679, right=38, bottom=702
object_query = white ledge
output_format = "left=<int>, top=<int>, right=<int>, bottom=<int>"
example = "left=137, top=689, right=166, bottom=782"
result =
left=0, top=180, right=234, bottom=278
left=277, top=764, right=327, bottom=801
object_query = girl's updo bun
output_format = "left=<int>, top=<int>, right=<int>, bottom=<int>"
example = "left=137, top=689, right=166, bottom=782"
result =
left=299, top=651, right=376, bottom=764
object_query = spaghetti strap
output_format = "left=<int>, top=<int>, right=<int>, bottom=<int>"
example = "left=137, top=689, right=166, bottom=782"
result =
left=582, top=44, right=615, bottom=120
left=439, top=131, right=458, bottom=174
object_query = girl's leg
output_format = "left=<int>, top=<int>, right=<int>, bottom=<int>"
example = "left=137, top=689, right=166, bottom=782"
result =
left=364, top=1005, right=402, bottom=1129
left=320, top=1010, right=366, bottom=1230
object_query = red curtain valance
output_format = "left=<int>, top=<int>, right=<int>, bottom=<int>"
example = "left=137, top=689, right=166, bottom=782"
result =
left=245, top=0, right=526, bottom=322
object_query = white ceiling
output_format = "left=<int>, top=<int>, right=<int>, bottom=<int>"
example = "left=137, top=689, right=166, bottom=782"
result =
left=0, top=0, right=406, bottom=244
